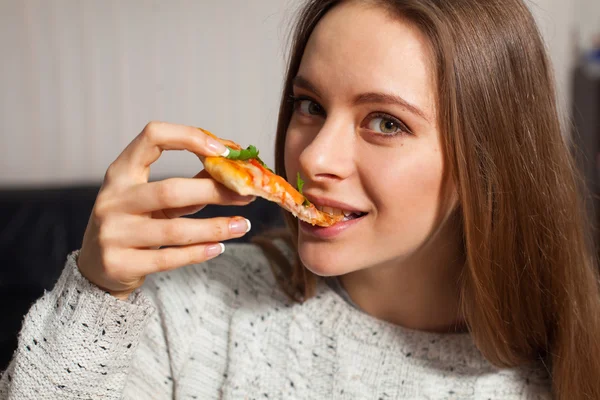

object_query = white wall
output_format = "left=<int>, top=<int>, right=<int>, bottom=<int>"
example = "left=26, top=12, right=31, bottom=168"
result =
left=0, top=0, right=295, bottom=186
left=576, top=0, right=600, bottom=50
left=527, top=0, right=576, bottom=127
left=0, top=0, right=592, bottom=186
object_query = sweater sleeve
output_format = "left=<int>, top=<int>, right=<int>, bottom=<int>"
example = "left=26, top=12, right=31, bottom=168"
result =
left=0, top=251, right=161, bottom=399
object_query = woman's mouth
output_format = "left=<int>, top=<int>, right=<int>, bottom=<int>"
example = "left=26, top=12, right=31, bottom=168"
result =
left=314, top=205, right=367, bottom=221
left=301, top=206, right=369, bottom=239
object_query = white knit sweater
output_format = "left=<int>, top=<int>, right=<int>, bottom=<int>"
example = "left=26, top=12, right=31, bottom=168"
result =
left=0, top=243, right=551, bottom=399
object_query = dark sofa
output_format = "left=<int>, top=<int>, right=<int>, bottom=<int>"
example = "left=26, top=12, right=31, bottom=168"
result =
left=0, top=185, right=284, bottom=371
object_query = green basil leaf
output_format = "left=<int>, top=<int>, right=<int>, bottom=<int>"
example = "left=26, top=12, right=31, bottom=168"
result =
left=297, top=172, right=305, bottom=194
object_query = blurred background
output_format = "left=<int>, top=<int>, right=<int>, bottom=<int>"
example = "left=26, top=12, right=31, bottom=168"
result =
left=0, top=0, right=297, bottom=185
left=0, top=0, right=599, bottom=369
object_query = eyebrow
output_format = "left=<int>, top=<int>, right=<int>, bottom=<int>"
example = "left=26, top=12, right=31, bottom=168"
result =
left=292, top=75, right=323, bottom=98
left=292, top=75, right=430, bottom=123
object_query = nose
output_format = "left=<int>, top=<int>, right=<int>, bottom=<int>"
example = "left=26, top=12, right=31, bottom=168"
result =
left=299, top=116, right=355, bottom=183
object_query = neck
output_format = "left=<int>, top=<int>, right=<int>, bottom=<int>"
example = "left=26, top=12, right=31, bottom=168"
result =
left=340, top=210, right=466, bottom=334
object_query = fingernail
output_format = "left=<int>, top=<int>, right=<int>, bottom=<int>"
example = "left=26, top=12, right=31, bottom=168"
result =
left=206, top=243, right=225, bottom=258
left=206, top=138, right=230, bottom=157
left=230, top=218, right=251, bottom=235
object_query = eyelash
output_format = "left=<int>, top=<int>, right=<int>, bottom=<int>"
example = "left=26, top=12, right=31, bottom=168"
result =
left=289, top=94, right=412, bottom=137
left=290, top=95, right=324, bottom=115
left=366, top=112, right=411, bottom=136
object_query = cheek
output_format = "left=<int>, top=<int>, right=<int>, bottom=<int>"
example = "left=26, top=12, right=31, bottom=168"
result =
left=369, top=147, right=445, bottom=229
left=284, top=121, right=313, bottom=182
left=283, top=129, right=300, bottom=182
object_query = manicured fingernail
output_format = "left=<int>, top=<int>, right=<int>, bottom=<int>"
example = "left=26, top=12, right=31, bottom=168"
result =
left=206, top=138, right=230, bottom=157
left=206, top=243, right=225, bottom=258
left=230, top=218, right=251, bottom=234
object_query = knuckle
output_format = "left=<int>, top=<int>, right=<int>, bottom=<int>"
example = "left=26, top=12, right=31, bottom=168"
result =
left=93, top=193, right=111, bottom=219
left=156, top=180, right=179, bottom=208
left=208, top=182, right=224, bottom=202
left=100, top=250, right=120, bottom=277
left=186, top=247, right=205, bottom=266
left=96, top=224, right=111, bottom=249
left=96, top=217, right=118, bottom=248
left=212, top=220, right=227, bottom=239
left=92, top=192, right=121, bottom=224
left=91, top=206, right=104, bottom=225
left=161, top=222, right=185, bottom=244
left=104, top=162, right=119, bottom=184
left=142, top=121, right=163, bottom=142
left=91, top=206, right=108, bottom=228
left=153, top=252, right=171, bottom=272
left=189, top=134, right=204, bottom=149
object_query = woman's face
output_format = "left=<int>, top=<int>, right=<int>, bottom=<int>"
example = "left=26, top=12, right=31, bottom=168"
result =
left=285, top=1, right=452, bottom=276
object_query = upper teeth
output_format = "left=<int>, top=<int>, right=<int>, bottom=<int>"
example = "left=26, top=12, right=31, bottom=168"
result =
left=316, top=205, right=356, bottom=216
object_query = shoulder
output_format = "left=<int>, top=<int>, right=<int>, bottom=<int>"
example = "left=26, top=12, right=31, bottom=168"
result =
left=472, top=362, right=552, bottom=399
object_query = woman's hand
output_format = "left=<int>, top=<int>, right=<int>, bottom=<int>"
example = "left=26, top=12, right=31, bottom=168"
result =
left=77, top=122, right=255, bottom=300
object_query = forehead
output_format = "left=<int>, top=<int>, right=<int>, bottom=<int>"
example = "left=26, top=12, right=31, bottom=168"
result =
left=298, top=1, right=435, bottom=116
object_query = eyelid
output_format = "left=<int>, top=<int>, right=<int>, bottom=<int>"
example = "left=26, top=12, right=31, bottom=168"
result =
left=290, top=94, right=317, bottom=104
left=290, top=95, right=326, bottom=116
left=365, top=112, right=412, bottom=136
left=290, top=93, right=411, bottom=136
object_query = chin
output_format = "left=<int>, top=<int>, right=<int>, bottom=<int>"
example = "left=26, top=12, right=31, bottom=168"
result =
left=297, top=238, right=363, bottom=277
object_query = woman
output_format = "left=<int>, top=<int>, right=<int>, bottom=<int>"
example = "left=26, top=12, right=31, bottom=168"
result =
left=2, top=0, right=599, bottom=398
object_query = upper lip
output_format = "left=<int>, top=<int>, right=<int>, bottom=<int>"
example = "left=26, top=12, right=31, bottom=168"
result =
left=303, top=192, right=367, bottom=214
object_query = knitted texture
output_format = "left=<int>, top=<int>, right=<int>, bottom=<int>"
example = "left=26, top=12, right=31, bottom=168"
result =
left=1, top=244, right=551, bottom=399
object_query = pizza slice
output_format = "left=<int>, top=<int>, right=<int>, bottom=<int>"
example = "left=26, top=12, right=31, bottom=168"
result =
left=197, top=128, right=343, bottom=227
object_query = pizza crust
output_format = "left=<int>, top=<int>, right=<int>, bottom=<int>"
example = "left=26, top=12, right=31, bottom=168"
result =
left=203, top=157, right=255, bottom=196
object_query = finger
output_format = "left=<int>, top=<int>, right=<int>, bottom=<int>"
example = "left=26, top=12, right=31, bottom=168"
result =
left=152, top=170, right=222, bottom=219
left=123, top=177, right=256, bottom=214
left=155, top=205, right=207, bottom=220
left=121, top=216, right=251, bottom=248
left=110, top=122, right=230, bottom=183
left=128, top=242, right=226, bottom=276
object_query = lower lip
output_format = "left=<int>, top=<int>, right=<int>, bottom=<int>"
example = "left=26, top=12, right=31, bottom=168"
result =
left=299, top=214, right=368, bottom=239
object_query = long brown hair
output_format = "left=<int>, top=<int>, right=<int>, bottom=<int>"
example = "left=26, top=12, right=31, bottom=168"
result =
left=254, top=0, right=600, bottom=398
